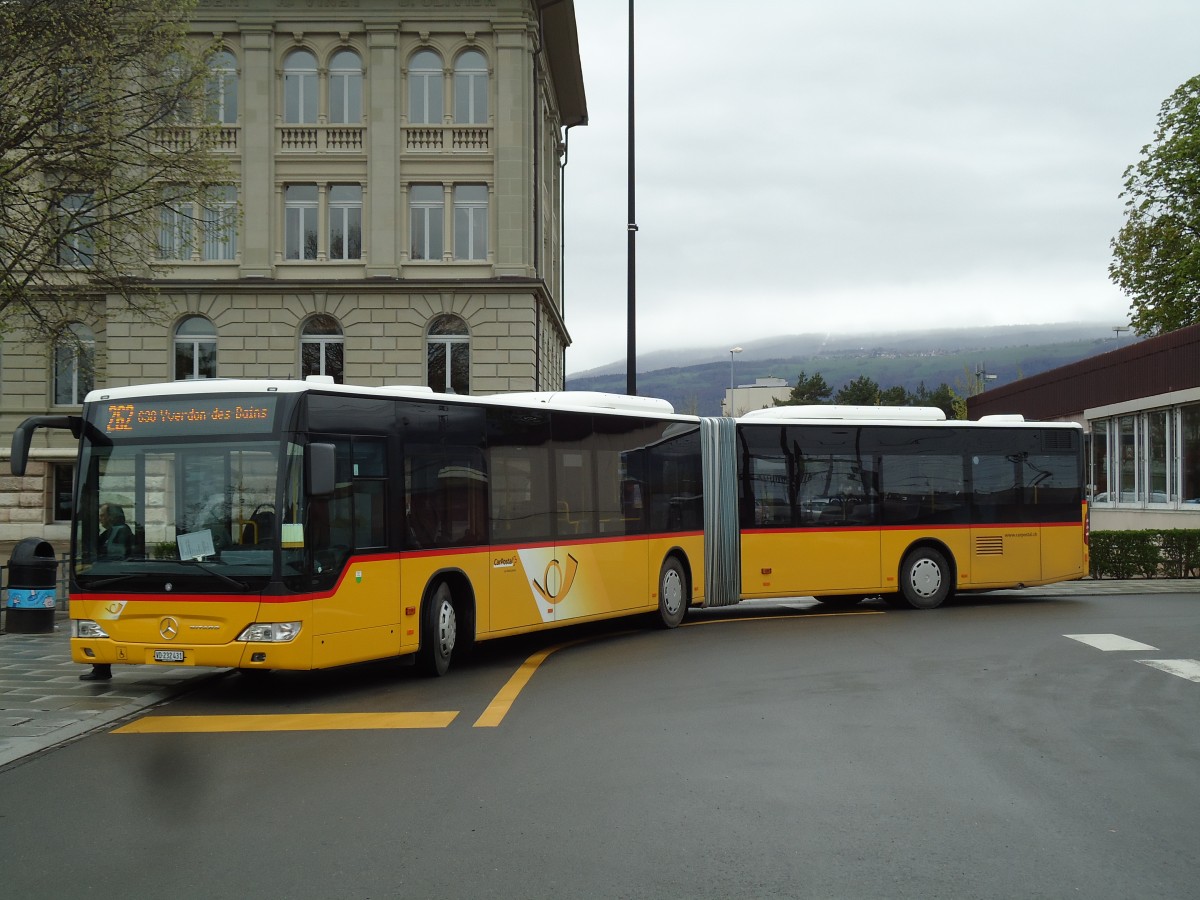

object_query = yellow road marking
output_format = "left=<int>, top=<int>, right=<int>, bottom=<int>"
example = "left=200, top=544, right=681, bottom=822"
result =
left=113, top=711, right=458, bottom=733
left=114, top=609, right=880, bottom=735
left=474, top=639, right=585, bottom=727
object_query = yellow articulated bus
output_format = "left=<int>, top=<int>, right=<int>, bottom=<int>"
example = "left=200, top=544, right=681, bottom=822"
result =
left=731, top=406, right=1088, bottom=609
left=10, top=380, right=709, bottom=676
left=9, top=386, right=1086, bottom=678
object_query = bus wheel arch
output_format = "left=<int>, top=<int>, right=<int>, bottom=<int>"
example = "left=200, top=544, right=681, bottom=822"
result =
left=417, top=570, right=476, bottom=676
left=896, top=541, right=956, bottom=610
left=655, top=551, right=690, bottom=629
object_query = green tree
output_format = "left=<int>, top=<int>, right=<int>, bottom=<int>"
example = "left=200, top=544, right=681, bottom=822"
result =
left=775, top=370, right=833, bottom=406
left=878, top=384, right=912, bottom=405
left=835, top=375, right=881, bottom=405
left=1109, top=74, right=1200, bottom=335
left=0, top=0, right=229, bottom=339
left=912, top=381, right=961, bottom=419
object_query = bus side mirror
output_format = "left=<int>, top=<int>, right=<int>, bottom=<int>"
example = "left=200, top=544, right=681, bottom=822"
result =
left=306, top=442, right=336, bottom=498
left=10, top=415, right=81, bottom=476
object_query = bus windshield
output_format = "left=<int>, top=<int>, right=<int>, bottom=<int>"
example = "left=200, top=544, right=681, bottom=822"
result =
left=74, top=434, right=283, bottom=591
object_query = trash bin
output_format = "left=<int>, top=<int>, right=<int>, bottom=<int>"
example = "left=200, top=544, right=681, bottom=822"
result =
left=5, top=538, right=59, bottom=634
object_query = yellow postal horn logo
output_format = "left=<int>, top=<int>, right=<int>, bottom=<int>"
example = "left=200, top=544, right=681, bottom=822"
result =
left=532, top=553, right=579, bottom=605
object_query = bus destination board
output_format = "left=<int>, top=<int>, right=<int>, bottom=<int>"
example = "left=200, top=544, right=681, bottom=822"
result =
left=96, top=396, right=279, bottom=437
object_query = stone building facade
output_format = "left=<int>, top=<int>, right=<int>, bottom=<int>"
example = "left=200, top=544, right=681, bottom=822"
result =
left=0, top=0, right=586, bottom=551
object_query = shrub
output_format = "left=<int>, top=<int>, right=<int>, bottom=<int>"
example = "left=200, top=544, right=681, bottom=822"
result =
left=1090, top=529, right=1200, bottom=579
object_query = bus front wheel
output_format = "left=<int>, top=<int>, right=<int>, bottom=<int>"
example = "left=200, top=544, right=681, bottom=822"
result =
left=417, top=583, right=457, bottom=677
left=656, top=557, right=688, bottom=628
left=898, top=547, right=952, bottom=610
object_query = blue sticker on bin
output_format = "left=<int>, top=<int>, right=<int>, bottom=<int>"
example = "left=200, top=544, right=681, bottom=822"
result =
left=7, top=588, right=56, bottom=609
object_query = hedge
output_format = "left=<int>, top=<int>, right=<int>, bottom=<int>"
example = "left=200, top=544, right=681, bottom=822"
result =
left=1089, top=530, right=1200, bottom=579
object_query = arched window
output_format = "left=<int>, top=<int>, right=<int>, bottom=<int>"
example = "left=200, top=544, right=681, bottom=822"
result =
left=174, top=315, right=217, bottom=380
left=329, top=49, right=362, bottom=124
left=283, top=49, right=318, bottom=124
left=454, top=50, right=488, bottom=124
left=426, top=314, right=469, bottom=395
left=54, top=323, right=95, bottom=405
left=301, top=314, right=344, bottom=383
left=409, top=50, right=443, bottom=125
left=207, top=50, right=238, bottom=124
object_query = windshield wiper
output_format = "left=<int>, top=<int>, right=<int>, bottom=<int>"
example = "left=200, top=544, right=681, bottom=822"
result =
left=83, top=573, right=143, bottom=590
left=180, top=559, right=251, bottom=591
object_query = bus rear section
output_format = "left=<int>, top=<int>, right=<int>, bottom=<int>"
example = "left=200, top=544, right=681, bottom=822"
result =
left=734, top=408, right=1087, bottom=608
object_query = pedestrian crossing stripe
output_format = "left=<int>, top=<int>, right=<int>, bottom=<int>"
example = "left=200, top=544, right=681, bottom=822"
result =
left=1135, top=659, right=1200, bottom=683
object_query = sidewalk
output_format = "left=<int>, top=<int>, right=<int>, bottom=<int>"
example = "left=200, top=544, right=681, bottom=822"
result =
left=2, top=579, right=1196, bottom=768
left=0, top=610, right=223, bottom=768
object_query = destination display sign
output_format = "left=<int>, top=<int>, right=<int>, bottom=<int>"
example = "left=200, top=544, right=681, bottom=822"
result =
left=94, top=395, right=279, bottom=438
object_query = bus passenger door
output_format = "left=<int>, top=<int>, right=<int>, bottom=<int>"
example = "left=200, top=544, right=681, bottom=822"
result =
left=549, top=416, right=650, bottom=621
left=488, top=443, right=554, bottom=632
left=310, top=437, right=401, bottom=666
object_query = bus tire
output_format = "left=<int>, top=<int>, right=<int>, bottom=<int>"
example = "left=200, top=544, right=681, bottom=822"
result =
left=656, top=556, right=688, bottom=629
left=417, top=582, right=457, bottom=677
left=898, top=547, right=952, bottom=610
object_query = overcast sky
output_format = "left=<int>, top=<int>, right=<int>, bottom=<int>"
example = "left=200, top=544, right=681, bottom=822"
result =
left=561, top=0, right=1199, bottom=374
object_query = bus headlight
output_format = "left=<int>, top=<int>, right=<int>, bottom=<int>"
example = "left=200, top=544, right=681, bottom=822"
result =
left=73, top=619, right=110, bottom=639
left=237, top=622, right=302, bottom=643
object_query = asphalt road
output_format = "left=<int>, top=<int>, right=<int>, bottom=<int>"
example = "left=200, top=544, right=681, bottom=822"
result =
left=1, top=591, right=1198, bottom=899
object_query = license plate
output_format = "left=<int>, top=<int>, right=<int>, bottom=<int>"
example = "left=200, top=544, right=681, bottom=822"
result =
left=153, top=649, right=185, bottom=663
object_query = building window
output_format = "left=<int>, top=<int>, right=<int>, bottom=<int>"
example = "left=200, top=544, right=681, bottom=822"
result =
left=328, top=185, right=362, bottom=260
left=410, top=185, right=444, bottom=260
left=56, top=193, right=95, bottom=267
left=1091, top=406, right=1200, bottom=508
left=329, top=49, right=362, bottom=124
left=53, top=463, right=75, bottom=522
left=454, top=50, right=488, bottom=124
left=53, top=322, right=95, bottom=405
left=158, top=189, right=193, bottom=260
left=409, top=50, right=443, bottom=125
left=1117, top=415, right=1136, bottom=502
left=158, top=186, right=238, bottom=261
left=301, top=314, right=344, bottom=383
left=285, top=185, right=319, bottom=260
left=207, top=50, right=238, bottom=124
left=283, top=49, right=318, bottom=124
left=453, top=185, right=487, bottom=261
left=203, top=185, right=238, bottom=260
left=174, top=315, right=216, bottom=380
left=1090, top=420, right=1108, bottom=502
left=1182, top=405, right=1200, bottom=504
left=1147, top=409, right=1169, bottom=503
left=427, top=314, right=469, bottom=395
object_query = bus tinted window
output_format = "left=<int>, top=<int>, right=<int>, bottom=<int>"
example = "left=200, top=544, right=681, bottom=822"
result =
left=647, top=424, right=702, bottom=532
left=866, top=427, right=968, bottom=526
left=406, top=445, right=488, bottom=548
left=487, top=407, right=552, bottom=543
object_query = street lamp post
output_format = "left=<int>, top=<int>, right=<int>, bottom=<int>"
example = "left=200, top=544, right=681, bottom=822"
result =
left=974, top=364, right=997, bottom=395
left=728, top=346, right=742, bottom=415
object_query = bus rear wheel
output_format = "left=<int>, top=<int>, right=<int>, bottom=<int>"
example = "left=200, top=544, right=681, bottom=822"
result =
left=417, top=583, right=457, bottom=677
left=898, top=547, right=952, bottom=609
left=656, top=557, right=687, bottom=628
